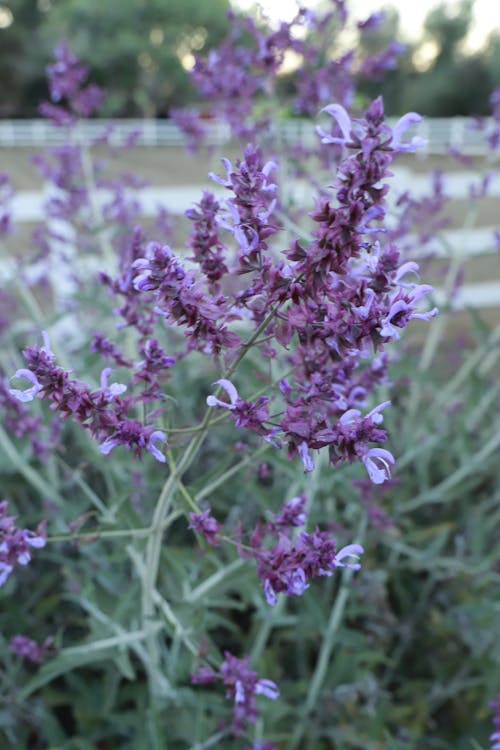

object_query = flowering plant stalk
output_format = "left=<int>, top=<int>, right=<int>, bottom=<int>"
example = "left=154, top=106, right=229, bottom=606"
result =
left=1, top=4, right=499, bottom=748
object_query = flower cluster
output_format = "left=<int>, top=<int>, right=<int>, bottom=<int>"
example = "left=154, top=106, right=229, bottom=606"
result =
left=189, top=496, right=363, bottom=607
left=175, top=2, right=403, bottom=149
left=188, top=508, right=222, bottom=547
left=39, top=41, right=104, bottom=125
left=132, top=241, right=240, bottom=355
left=16, top=90, right=438, bottom=501
left=0, top=375, right=60, bottom=460
left=0, top=500, right=46, bottom=587
left=10, top=635, right=52, bottom=664
left=191, top=651, right=279, bottom=734
left=244, top=496, right=363, bottom=606
left=185, top=191, right=228, bottom=283
left=209, top=144, right=279, bottom=274
left=9, top=332, right=166, bottom=462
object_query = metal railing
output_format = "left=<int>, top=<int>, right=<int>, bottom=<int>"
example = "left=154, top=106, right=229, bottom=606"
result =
left=0, top=117, right=492, bottom=154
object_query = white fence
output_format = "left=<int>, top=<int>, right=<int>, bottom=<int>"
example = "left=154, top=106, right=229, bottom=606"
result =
left=0, top=117, right=492, bottom=155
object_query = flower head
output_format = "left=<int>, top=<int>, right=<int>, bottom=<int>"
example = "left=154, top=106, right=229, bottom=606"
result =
left=0, top=500, right=46, bottom=587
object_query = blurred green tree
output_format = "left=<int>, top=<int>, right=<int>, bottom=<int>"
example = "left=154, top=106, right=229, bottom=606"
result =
left=398, top=0, right=494, bottom=116
left=0, top=0, right=50, bottom=116
left=42, top=0, right=230, bottom=116
left=0, top=0, right=230, bottom=117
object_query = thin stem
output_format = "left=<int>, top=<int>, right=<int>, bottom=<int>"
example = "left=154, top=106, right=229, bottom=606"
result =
left=195, top=441, right=270, bottom=504
left=56, top=457, right=109, bottom=516
left=185, top=558, right=246, bottom=603
left=189, top=730, right=232, bottom=750
left=46, top=511, right=182, bottom=543
left=140, top=277, right=295, bottom=696
left=0, top=424, right=66, bottom=507
left=290, top=512, right=367, bottom=750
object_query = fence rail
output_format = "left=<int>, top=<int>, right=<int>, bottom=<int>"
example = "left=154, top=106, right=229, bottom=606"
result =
left=0, top=117, right=492, bottom=154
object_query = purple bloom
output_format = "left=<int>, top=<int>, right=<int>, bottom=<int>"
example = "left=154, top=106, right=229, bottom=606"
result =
left=357, top=11, right=385, bottom=31
left=251, top=524, right=364, bottom=606
left=220, top=652, right=279, bottom=733
left=319, top=101, right=426, bottom=153
left=380, top=285, right=438, bottom=339
left=360, top=40, right=406, bottom=79
left=11, top=332, right=169, bottom=463
left=390, top=112, right=427, bottom=153
left=41, top=42, right=104, bottom=124
left=270, top=495, right=307, bottom=530
left=334, top=543, right=365, bottom=570
left=188, top=508, right=222, bottom=546
left=206, top=379, right=239, bottom=409
left=490, top=694, right=500, bottom=750
left=362, top=448, right=395, bottom=485
left=207, top=380, right=277, bottom=443
left=11, top=635, right=51, bottom=664
left=192, top=652, right=279, bottom=735
left=186, top=191, right=228, bottom=282
left=298, top=441, right=315, bottom=473
left=9, top=369, right=42, bottom=403
left=99, top=421, right=167, bottom=463
left=90, top=333, right=132, bottom=368
left=132, top=242, right=240, bottom=355
left=0, top=500, right=46, bottom=587
left=99, top=368, right=127, bottom=400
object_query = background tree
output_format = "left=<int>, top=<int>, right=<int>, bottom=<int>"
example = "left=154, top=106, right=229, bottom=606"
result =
left=0, top=0, right=230, bottom=117
left=42, top=0, right=230, bottom=116
left=398, top=0, right=494, bottom=116
left=0, top=0, right=49, bottom=117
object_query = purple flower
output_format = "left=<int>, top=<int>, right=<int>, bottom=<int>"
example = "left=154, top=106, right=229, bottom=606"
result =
left=99, top=368, right=127, bottom=400
left=334, top=543, right=365, bottom=570
left=490, top=694, right=500, bottom=750
left=41, top=42, right=104, bottom=124
left=9, top=369, right=42, bottom=403
left=99, top=421, right=167, bottom=463
left=357, top=11, right=385, bottom=31
left=298, top=442, right=315, bottom=473
left=11, top=635, right=51, bottom=664
left=390, top=112, right=427, bottom=153
left=319, top=101, right=426, bottom=153
left=251, top=525, right=363, bottom=606
left=206, top=379, right=239, bottom=409
left=188, top=508, right=222, bottom=546
left=360, top=40, right=406, bottom=79
left=380, top=285, right=438, bottom=339
left=270, top=495, right=307, bottom=530
left=207, top=380, right=277, bottom=443
left=362, top=448, right=395, bottom=485
left=0, top=500, right=46, bottom=587
left=192, top=652, right=279, bottom=735
left=186, top=191, right=228, bottom=282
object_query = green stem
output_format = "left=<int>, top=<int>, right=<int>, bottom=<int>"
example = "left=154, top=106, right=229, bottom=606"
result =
left=290, top=513, right=367, bottom=750
left=46, top=510, right=182, bottom=543
left=195, top=441, right=270, bottom=504
left=0, top=425, right=66, bottom=507
left=184, top=558, right=246, bottom=604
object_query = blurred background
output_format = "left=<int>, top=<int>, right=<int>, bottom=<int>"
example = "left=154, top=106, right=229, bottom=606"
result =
left=0, top=0, right=498, bottom=118
left=1, top=0, right=499, bottom=328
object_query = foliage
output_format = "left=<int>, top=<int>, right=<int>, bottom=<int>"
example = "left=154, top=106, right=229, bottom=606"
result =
left=0, top=4, right=499, bottom=749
